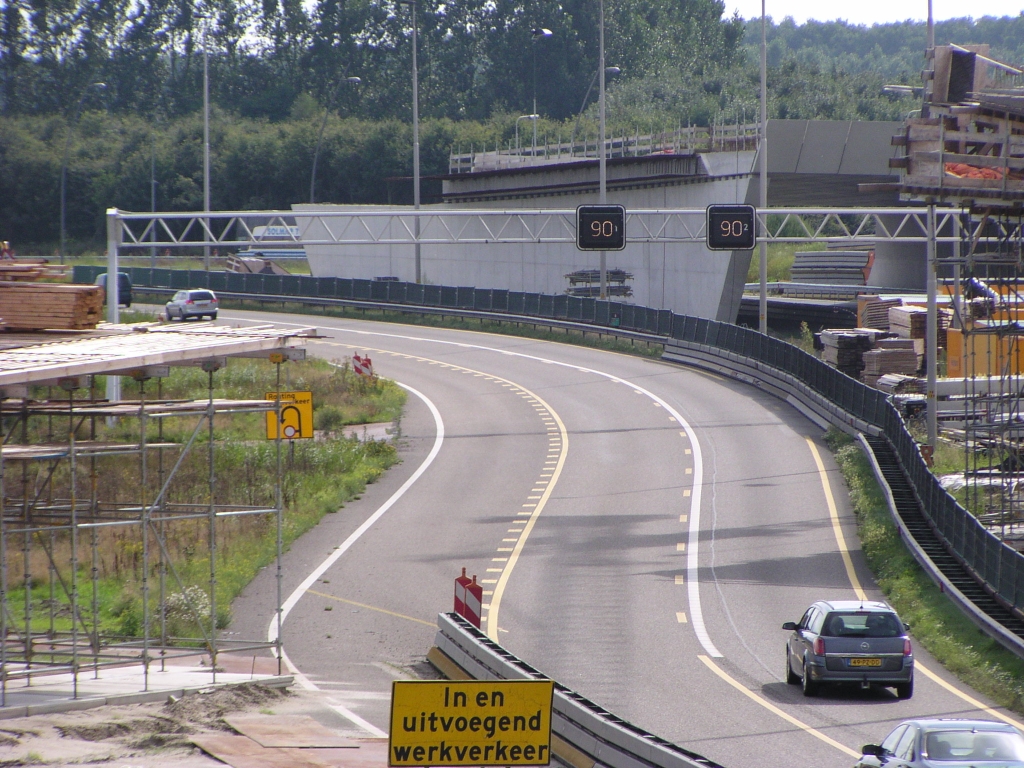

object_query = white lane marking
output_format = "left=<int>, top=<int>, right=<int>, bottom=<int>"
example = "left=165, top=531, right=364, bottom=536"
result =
left=231, top=314, right=722, bottom=658
left=266, top=382, right=444, bottom=736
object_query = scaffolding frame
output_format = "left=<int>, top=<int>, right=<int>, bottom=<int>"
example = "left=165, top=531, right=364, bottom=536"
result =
left=0, top=329, right=310, bottom=706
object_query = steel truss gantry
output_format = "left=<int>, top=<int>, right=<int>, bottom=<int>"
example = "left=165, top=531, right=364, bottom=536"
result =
left=108, top=206, right=981, bottom=250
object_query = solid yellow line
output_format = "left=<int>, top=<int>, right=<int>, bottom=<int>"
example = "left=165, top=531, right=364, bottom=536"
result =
left=488, top=390, right=568, bottom=642
left=805, top=437, right=867, bottom=601
left=698, top=656, right=859, bottom=758
left=307, top=589, right=434, bottom=626
left=807, top=440, right=1024, bottom=728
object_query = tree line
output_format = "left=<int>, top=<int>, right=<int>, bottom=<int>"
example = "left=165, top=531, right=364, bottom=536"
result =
left=1, top=2, right=1023, bottom=250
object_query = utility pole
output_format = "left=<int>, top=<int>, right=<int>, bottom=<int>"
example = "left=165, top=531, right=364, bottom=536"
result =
left=598, top=0, right=607, bottom=299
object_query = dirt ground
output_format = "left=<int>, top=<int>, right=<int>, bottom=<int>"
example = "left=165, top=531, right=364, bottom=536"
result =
left=0, top=682, right=325, bottom=766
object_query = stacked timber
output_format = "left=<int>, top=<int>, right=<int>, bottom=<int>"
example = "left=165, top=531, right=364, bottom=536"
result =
left=859, top=296, right=902, bottom=330
left=862, top=339, right=920, bottom=386
left=819, top=329, right=884, bottom=378
left=889, top=305, right=927, bottom=339
left=791, top=251, right=870, bottom=285
left=876, top=374, right=926, bottom=395
left=0, top=281, right=104, bottom=330
left=0, top=260, right=70, bottom=281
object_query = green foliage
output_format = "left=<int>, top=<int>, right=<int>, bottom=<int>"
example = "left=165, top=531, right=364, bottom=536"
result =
left=825, top=428, right=1024, bottom=716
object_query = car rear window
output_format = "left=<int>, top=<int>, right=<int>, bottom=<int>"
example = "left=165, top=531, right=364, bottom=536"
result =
left=822, top=611, right=902, bottom=637
left=190, top=291, right=215, bottom=301
left=925, top=730, right=1024, bottom=761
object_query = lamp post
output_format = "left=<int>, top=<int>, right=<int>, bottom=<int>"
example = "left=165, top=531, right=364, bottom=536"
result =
left=399, top=0, right=421, bottom=283
left=515, top=114, right=539, bottom=154
left=598, top=0, right=607, bottom=299
left=530, top=28, right=552, bottom=155
left=310, top=76, right=361, bottom=204
left=569, top=66, right=619, bottom=150
left=59, top=82, right=106, bottom=264
left=202, top=16, right=211, bottom=271
left=758, top=0, right=768, bottom=334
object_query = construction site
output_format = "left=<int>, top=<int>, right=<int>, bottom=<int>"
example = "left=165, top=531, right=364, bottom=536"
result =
left=0, top=270, right=314, bottom=707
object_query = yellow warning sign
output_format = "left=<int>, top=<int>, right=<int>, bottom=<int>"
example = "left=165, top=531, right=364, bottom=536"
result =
left=265, top=391, right=313, bottom=440
left=389, top=680, right=553, bottom=767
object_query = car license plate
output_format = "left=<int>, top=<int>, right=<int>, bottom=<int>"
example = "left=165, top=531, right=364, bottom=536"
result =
left=849, top=658, right=882, bottom=667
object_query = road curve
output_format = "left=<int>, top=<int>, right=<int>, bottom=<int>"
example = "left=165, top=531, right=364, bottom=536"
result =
left=223, top=308, right=1022, bottom=768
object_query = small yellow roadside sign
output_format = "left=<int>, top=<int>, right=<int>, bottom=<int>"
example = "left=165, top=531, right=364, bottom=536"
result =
left=264, top=391, right=313, bottom=440
left=389, top=680, right=554, bottom=767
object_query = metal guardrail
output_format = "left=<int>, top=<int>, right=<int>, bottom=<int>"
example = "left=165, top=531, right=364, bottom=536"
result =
left=433, top=612, right=723, bottom=768
left=75, top=265, right=1024, bottom=659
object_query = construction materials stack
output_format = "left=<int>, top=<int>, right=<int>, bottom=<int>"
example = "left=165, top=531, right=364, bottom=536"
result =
left=819, top=329, right=884, bottom=379
left=791, top=251, right=871, bottom=286
left=858, top=296, right=902, bottom=330
left=861, top=339, right=921, bottom=387
left=0, top=261, right=104, bottom=331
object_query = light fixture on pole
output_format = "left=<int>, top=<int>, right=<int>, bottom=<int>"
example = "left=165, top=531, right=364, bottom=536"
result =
left=310, top=76, right=361, bottom=204
left=758, top=0, right=768, bottom=334
left=59, top=81, right=106, bottom=264
left=398, top=0, right=421, bottom=283
left=530, top=28, right=552, bottom=155
left=515, top=114, right=539, bottom=154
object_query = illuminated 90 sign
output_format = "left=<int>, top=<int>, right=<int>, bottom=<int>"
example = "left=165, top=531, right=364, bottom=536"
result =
left=576, top=205, right=626, bottom=251
left=706, top=205, right=756, bottom=251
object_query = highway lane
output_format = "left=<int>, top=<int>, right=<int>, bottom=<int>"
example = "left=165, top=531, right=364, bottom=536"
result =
left=221, top=308, right=1023, bottom=768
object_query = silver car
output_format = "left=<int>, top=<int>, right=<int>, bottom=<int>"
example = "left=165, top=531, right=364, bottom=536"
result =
left=853, top=719, right=1024, bottom=767
left=165, top=289, right=218, bottom=321
left=783, top=599, right=914, bottom=698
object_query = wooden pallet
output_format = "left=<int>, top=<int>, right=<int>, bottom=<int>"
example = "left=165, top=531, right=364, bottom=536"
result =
left=0, top=281, right=104, bottom=330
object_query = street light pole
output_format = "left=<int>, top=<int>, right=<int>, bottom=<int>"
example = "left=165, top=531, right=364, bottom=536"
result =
left=399, top=0, right=422, bottom=283
left=59, top=82, right=105, bottom=264
left=311, top=76, right=361, bottom=204
left=758, top=0, right=768, bottom=335
left=203, top=17, right=211, bottom=271
left=598, top=0, right=607, bottom=299
left=530, top=28, right=552, bottom=157
left=515, top=114, right=539, bottom=154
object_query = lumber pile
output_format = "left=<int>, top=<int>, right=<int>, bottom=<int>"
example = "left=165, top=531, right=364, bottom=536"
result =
left=858, top=296, right=902, bottom=330
left=876, top=374, right=926, bottom=395
left=0, top=281, right=104, bottom=330
left=862, top=339, right=920, bottom=387
left=889, top=305, right=927, bottom=338
left=0, top=260, right=70, bottom=282
left=791, top=251, right=870, bottom=285
left=819, top=329, right=885, bottom=378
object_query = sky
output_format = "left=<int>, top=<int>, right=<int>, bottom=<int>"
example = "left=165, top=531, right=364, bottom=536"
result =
left=725, top=0, right=1024, bottom=25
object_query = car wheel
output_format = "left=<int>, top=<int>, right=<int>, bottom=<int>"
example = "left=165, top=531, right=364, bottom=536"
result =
left=802, top=660, right=818, bottom=697
left=786, top=650, right=799, bottom=685
left=896, top=676, right=914, bottom=700
left=210, top=312, right=218, bottom=320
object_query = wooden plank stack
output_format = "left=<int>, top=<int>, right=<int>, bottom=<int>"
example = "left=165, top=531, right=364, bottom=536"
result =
left=0, top=260, right=70, bottom=282
left=0, top=281, right=104, bottom=330
left=876, top=373, right=926, bottom=395
left=819, top=329, right=884, bottom=378
left=862, top=339, right=920, bottom=387
left=858, top=296, right=902, bottom=330
left=889, top=305, right=927, bottom=339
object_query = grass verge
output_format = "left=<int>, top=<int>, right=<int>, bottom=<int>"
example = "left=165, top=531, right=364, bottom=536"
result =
left=825, top=428, right=1024, bottom=714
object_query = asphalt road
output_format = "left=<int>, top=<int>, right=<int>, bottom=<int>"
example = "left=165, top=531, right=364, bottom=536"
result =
left=221, top=308, right=1022, bottom=768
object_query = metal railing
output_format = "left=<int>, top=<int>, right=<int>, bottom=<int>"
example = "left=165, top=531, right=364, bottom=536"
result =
left=73, top=265, right=1024, bottom=657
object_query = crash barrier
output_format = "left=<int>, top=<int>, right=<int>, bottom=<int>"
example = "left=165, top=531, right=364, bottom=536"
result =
left=431, top=612, right=724, bottom=768
left=73, top=265, right=1024, bottom=657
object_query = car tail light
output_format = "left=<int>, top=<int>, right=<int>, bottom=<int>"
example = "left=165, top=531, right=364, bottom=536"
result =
left=813, top=637, right=825, bottom=655
left=903, top=638, right=912, bottom=656
left=185, top=298, right=193, bottom=304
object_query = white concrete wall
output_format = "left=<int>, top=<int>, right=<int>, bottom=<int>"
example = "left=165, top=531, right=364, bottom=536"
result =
left=295, top=153, right=755, bottom=320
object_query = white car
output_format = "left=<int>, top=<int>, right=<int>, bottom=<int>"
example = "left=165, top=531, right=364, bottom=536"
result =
left=165, top=289, right=218, bottom=321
